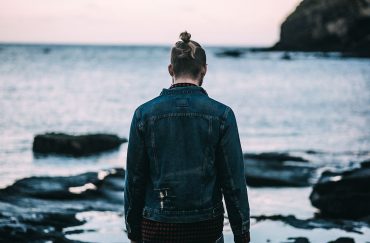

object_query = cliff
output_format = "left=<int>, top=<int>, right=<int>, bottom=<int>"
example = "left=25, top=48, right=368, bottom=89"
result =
left=273, top=0, right=370, bottom=56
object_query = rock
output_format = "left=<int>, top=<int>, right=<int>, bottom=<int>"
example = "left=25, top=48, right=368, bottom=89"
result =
left=252, top=214, right=368, bottom=233
left=285, top=237, right=310, bottom=243
left=43, top=47, right=51, bottom=54
left=309, top=167, right=370, bottom=218
left=244, top=152, right=308, bottom=162
left=243, top=152, right=315, bottom=187
left=361, top=158, right=370, bottom=168
left=215, top=49, right=245, bottom=58
left=273, top=0, right=370, bottom=57
left=281, top=52, right=292, bottom=60
left=328, top=237, right=355, bottom=243
left=33, top=133, right=128, bottom=156
left=0, top=168, right=125, bottom=242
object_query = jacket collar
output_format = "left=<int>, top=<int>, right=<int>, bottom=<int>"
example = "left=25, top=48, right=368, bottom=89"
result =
left=160, top=85, right=208, bottom=96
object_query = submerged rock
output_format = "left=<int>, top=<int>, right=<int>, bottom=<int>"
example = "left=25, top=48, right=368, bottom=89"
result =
left=273, top=0, right=370, bottom=57
left=281, top=52, right=292, bottom=60
left=215, top=49, right=245, bottom=58
left=309, top=163, right=370, bottom=219
left=0, top=168, right=125, bottom=242
left=33, top=133, right=128, bottom=156
left=244, top=152, right=308, bottom=162
left=243, top=152, right=315, bottom=187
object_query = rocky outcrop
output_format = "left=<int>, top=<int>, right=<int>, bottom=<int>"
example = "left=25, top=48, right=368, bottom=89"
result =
left=0, top=168, right=125, bottom=242
left=273, top=0, right=370, bottom=57
left=33, top=133, right=128, bottom=156
left=243, top=152, right=315, bottom=187
left=309, top=163, right=370, bottom=218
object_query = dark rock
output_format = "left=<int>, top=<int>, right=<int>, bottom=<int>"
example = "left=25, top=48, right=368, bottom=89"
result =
left=328, top=237, right=355, bottom=243
left=281, top=52, right=292, bottom=60
left=252, top=214, right=368, bottom=233
left=43, top=47, right=51, bottom=54
left=305, top=150, right=325, bottom=155
left=273, top=0, right=370, bottom=57
left=285, top=237, right=310, bottom=243
left=361, top=158, right=370, bottom=168
left=244, top=152, right=308, bottom=162
left=309, top=167, right=370, bottom=218
left=0, top=168, right=125, bottom=242
left=215, top=49, right=245, bottom=58
left=243, top=152, right=315, bottom=187
left=33, top=132, right=128, bottom=156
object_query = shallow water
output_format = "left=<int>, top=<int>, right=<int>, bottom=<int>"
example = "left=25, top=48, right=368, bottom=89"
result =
left=1, top=44, right=370, bottom=241
left=64, top=188, right=370, bottom=243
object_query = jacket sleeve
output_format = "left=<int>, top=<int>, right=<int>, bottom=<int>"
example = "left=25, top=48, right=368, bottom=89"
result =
left=124, top=109, right=149, bottom=241
left=215, top=107, right=250, bottom=243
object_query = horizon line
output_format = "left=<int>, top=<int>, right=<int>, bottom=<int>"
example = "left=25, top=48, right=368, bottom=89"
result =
left=0, top=41, right=272, bottom=49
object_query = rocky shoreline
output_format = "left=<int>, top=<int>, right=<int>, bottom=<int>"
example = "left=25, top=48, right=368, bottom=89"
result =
left=0, top=168, right=125, bottom=242
left=1, top=147, right=370, bottom=241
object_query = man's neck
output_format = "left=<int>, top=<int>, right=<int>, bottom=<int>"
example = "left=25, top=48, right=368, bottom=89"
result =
left=173, top=77, right=199, bottom=86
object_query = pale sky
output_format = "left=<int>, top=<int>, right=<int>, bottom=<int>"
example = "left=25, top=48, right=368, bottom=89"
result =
left=0, top=0, right=301, bottom=46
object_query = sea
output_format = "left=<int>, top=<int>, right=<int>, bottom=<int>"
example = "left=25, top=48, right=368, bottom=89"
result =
left=0, top=44, right=370, bottom=242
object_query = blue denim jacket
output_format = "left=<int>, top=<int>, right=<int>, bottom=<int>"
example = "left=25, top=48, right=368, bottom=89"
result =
left=124, top=85, right=250, bottom=241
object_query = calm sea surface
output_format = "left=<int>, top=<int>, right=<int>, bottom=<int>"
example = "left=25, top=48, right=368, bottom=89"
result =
left=1, top=44, right=369, bottom=187
left=0, top=44, right=370, bottom=242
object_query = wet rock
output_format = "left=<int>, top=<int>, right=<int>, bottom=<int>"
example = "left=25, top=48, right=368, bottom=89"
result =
left=244, top=152, right=308, bottom=162
left=328, top=237, right=355, bottom=243
left=243, top=152, right=315, bottom=187
left=273, top=0, right=370, bottom=57
left=33, top=133, right=128, bottom=156
left=0, top=168, right=125, bottom=242
left=252, top=214, right=368, bottom=233
left=309, top=166, right=370, bottom=218
left=284, top=237, right=310, bottom=243
left=361, top=158, right=370, bottom=168
left=215, top=49, right=245, bottom=58
left=281, top=52, right=292, bottom=60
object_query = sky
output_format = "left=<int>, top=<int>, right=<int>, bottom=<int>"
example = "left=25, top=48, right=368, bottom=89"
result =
left=0, top=0, right=301, bottom=46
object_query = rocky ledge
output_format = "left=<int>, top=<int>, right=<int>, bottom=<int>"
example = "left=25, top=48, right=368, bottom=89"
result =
left=243, top=152, right=316, bottom=187
left=0, top=168, right=125, bottom=242
left=273, top=0, right=370, bottom=57
left=252, top=214, right=370, bottom=234
left=33, top=133, right=128, bottom=157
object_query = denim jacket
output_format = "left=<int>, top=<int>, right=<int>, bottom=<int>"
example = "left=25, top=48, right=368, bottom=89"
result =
left=124, top=85, right=250, bottom=241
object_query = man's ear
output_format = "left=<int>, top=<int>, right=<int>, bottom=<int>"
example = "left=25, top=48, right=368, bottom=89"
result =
left=200, top=64, right=207, bottom=77
left=203, top=64, right=208, bottom=75
left=168, top=64, right=174, bottom=77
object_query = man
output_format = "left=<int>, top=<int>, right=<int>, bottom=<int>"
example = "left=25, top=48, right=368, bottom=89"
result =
left=124, top=31, right=250, bottom=243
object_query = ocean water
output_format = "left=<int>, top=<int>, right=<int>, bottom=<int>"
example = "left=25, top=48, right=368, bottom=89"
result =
left=1, top=44, right=370, bottom=242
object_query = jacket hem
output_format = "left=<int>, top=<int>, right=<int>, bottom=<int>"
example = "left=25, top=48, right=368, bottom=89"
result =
left=142, top=202, right=224, bottom=223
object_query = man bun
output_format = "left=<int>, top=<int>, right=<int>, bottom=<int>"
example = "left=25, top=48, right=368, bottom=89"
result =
left=179, top=31, right=191, bottom=43
left=171, top=31, right=206, bottom=81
